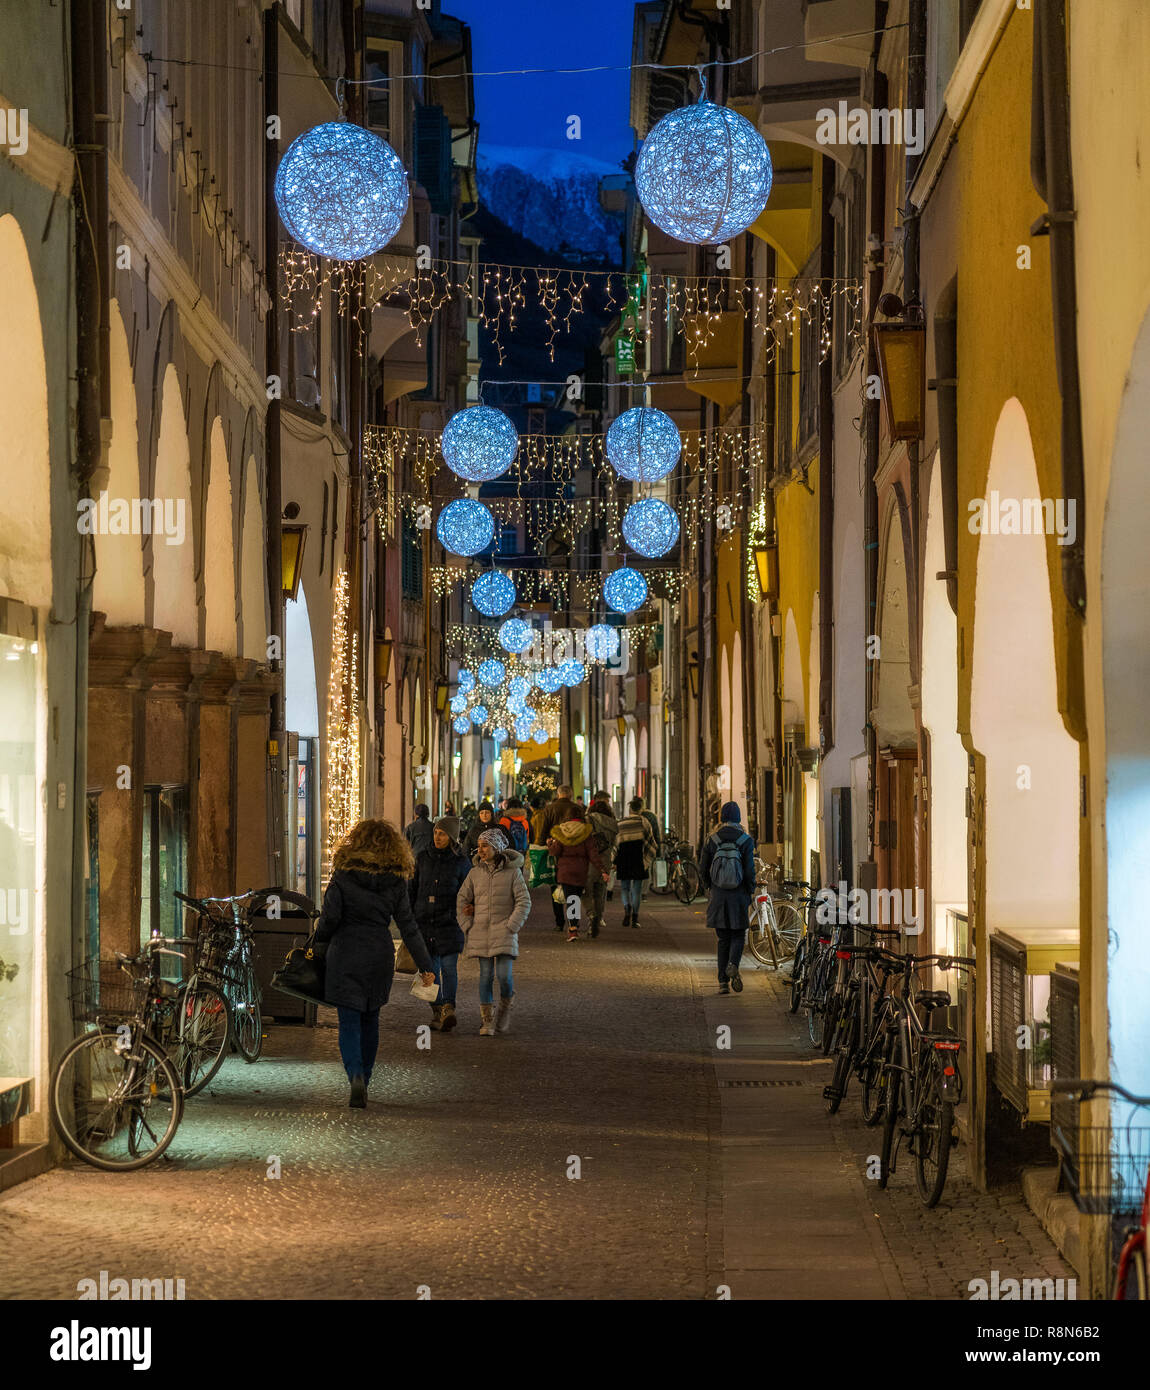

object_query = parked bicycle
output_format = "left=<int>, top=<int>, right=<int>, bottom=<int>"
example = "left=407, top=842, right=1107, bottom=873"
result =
left=52, top=937, right=191, bottom=1170
left=648, top=829, right=702, bottom=905
left=175, top=889, right=268, bottom=1062
left=1051, top=1079, right=1150, bottom=1300
left=746, top=876, right=806, bottom=968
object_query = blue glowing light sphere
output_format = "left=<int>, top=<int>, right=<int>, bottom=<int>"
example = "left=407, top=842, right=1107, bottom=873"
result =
left=477, top=659, right=506, bottom=688
left=441, top=406, right=519, bottom=483
left=457, top=669, right=476, bottom=695
left=498, top=618, right=534, bottom=654
left=514, top=715, right=535, bottom=742
left=450, top=693, right=468, bottom=715
left=635, top=101, right=773, bottom=246
left=452, top=715, right=471, bottom=736
left=558, top=660, right=586, bottom=688
left=536, top=667, right=564, bottom=694
left=492, top=727, right=509, bottom=745
left=605, top=407, right=681, bottom=483
left=471, top=570, right=516, bottom=618
left=274, top=122, right=409, bottom=261
left=519, top=706, right=538, bottom=725
left=585, top=623, right=622, bottom=662
left=623, top=498, right=680, bottom=558
left=508, top=675, right=530, bottom=701
left=469, top=705, right=488, bottom=727
left=604, top=566, right=649, bottom=615
left=507, top=696, right=526, bottom=718
left=532, top=727, right=550, bottom=745
left=437, top=498, right=495, bottom=558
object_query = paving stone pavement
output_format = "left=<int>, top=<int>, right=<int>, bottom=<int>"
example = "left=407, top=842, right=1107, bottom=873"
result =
left=0, top=889, right=1071, bottom=1300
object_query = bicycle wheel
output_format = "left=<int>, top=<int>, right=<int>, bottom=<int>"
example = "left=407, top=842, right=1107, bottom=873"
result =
left=825, top=1003, right=856, bottom=1115
left=177, top=979, right=230, bottom=1095
left=674, top=861, right=702, bottom=905
left=229, top=962, right=263, bottom=1062
left=821, top=990, right=843, bottom=1056
left=860, top=1030, right=888, bottom=1126
left=914, top=1074, right=954, bottom=1207
left=879, top=1046, right=901, bottom=1189
left=51, top=1029, right=183, bottom=1171
left=772, top=903, right=804, bottom=962
left=1117, top=1241, right=1148, bottom=1301
left=788, top=937, right=807, bottom=1013
left=746, top=902, right=777, bottom=967
left=807, top=997, right=823, bottom=1047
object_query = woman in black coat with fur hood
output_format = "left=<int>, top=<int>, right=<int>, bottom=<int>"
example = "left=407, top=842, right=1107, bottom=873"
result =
left=314, top=819, right=436, bottom=1108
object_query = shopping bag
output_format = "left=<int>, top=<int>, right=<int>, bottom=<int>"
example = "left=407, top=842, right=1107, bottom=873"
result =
left=410, top=974, right=439, bottom=1002
left=551, top=884, right=566, bottom=904
left=528, top=846, right=556, bottom=888
left=652, top=858, right=668, bottom=890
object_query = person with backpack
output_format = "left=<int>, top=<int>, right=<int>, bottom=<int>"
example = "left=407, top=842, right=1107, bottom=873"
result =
left=497, top=796, right=532, bottom=856
left=409, top=815, right=471, bottom=1032
left=699, top=801, right=756, bottom=994
left=614, top=796, right=659, bottom=927
left=585, top=791, right=618, bottom=938
left=546, top=802, right=606, bottom=943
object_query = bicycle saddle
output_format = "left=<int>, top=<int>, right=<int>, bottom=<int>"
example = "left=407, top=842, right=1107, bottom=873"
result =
left=915, top=989, right=951, bottom=1011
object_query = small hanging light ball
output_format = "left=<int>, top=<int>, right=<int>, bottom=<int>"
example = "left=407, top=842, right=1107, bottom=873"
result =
left=535, top=667, right=564, bottom=694
left=507, top=693, right=526, bottom=716
left=606, top=407, right=682, bottom=483
left=508, top=675, right=530, bottom=701
left=441, top=406, right=519, bottom=483
left=437, top=498, right=495, bottom=558
left=520, top=705, right=538, bottom=726
left=492, top=727, right=509, bottom=746
left=471, top=570, right=516, bottom=617
left=457, top=669, right=476, bottom=696
left=477, top=658, right=506, bottom=688
left=585, top=623, right=622, bottom=662
left=532, top=727, right=550, bottom=745
left=514, top=715, right=536, bottom=742
left=450, top=693, right=468, bottom=715
left=452, top=715, right=471, bottom=736
left=635, top=101, right=773, bottom=246
left=498, top=618, right=534, bottom=654
left=469, top=705, right=488, bottom=727
left=604, top=566, right=648, bottom=615
left=558, top=660, right=586, bottom=688
left=274, top=122, right=410, bottom=261
left=623, top=498, right=680, bottom=558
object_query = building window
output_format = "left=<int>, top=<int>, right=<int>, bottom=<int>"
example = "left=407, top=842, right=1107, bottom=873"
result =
left=366, top=51, right=390, bottom=135
left=140, top=785, right=189, bottom=951
left=401, top=517, right=423, bottom=599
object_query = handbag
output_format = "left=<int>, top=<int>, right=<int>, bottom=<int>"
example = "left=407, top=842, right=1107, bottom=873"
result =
left=270, top=930, right=326, bottom=1004
left=394, top=939, right=418, bottom=974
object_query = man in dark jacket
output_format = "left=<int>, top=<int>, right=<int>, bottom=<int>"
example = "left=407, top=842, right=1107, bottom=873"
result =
left=539, top=785, right=577, bottom=842
left=699, top=801, right=756, bottom=994
left=403, top=803, right=434, bottom=858
left=410, top=816, right=471, bottom=1032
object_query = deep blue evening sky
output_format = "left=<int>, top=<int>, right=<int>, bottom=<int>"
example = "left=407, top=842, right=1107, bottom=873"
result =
left=442, top=0, right=636, bottom=168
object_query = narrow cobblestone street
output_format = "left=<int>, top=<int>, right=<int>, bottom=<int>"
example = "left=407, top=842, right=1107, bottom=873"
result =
left=0, top=890, right=1071, bottom=1301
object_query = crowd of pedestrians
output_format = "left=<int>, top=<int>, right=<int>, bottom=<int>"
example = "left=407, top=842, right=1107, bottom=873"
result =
left=310, top=787, right=758, bottom=1107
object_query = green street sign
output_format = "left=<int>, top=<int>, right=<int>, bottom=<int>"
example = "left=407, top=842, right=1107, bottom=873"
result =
left=615, top=334, right=636, bottom=375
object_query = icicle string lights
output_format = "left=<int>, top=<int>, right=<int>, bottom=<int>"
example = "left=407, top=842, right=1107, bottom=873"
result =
left=323, top=570, right=361, bottom=876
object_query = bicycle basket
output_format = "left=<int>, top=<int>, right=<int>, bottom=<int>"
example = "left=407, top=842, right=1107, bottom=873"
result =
left=66, top=957, right=149, bottom=1026
left=1050, top=1091, right=1150, bottom=1218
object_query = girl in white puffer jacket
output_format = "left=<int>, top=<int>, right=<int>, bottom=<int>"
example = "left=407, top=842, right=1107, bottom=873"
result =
left=458, top=828, right=531, bottom=1035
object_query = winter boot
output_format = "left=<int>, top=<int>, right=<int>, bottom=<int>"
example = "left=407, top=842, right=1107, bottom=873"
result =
left=632, top=914, right=640, bottom=929
left=349, top=1075, right=367, bottom=1108
left=441, top=1002, right=458, bottom=1032
left=428, top=1002, right=446, bottom=1031
left=590, top=917, right=601, bottom=939
left=479, top=1003, right=495, bottom=1036
left=622, top=905, right=632, bottom=927
left=495, top=993, right=515, bottom=1035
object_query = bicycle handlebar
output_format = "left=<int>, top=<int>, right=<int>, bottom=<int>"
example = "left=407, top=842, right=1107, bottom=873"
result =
left=1050, top=1079, right=1150, bottom=1107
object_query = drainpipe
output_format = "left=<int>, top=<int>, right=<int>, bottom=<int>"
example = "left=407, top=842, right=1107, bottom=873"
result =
left=904, top=0, right=927, bottom=643
left=818, top=154, right=835, bottom=762
left=1031, top=0, right=1086, bottom=619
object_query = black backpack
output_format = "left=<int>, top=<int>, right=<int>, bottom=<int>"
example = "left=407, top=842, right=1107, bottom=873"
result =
left=709, top=832, right=750, bottom=890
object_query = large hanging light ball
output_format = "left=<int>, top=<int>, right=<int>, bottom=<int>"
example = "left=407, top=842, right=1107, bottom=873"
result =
left=450, top=693, right=468, bottom=715
left=471, top=570, right=516, bottom=618
left=274, top=122, right=410, bottom=261
left=498, top=618, right=534, bottom=654
left=586, top=623, right=622, bottom=662
left=635, top=101, right=773, bottom=246
left=604, top=566, right=649, bottom=615
left=469, top=705, right=488, bottom=727
left=558, top=660, right=586, bottom=688
left=536, top=667, right=564, bottom=694
left=441, top=406, right=519, bottom=483
left=605, top=407, right=681, bottom=484
left=437, top=498, right=495, bottom=558
left=457, top=669, right=476, bottom=696
left=623, top=498, right=680, bottom=558
left=452, top=715, right=471, bottom=736
left=477, top=658, right=506, bottom=688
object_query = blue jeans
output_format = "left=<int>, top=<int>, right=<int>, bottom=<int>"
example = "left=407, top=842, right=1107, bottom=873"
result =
left=477, top=955, right=514, bottom=1004
left=336, top=1006, right=380, bottom=1082
left=715, top=928, right=745, bottom=984
left=620, top=879, right=643, bottom=913
left=428, top=951, right=459, bottom=1006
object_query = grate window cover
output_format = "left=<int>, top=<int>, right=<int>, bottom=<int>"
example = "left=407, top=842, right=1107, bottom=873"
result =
left=717, top=1079, right=805, bottom=1088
